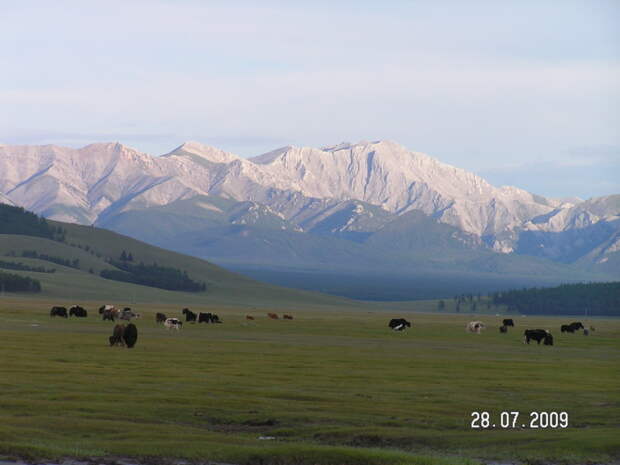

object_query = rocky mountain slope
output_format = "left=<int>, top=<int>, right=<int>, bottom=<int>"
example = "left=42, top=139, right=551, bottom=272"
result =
left=0, top=140, right=617, bottom=277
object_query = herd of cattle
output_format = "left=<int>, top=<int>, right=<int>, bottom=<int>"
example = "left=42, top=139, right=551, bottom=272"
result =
left=49, top=305, right=594, bottom=349
left=48, top=305, right=301, bottom=347
left=389, top=317, right=593, bottom=346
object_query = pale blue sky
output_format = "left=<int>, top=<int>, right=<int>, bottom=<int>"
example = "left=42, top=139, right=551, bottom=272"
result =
left=1, top=0, right=618, bottom=199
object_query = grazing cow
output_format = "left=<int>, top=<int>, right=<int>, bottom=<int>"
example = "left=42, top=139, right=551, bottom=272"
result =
left=120, top=307, right=136, bottom=321
left=467, top=321, right=485, bottom=334
left=164, top=318, right=183, bottom=330
left=109, top=324, right=125, bottom=346
left=102, top=308, right=119, bottom=321
left=99, top=304, right=114, bottom=314
left=156, top=313, right=167, bottom=323
left=69, top=305, right=87, bottom=317
left=524, top=329, right=554, bottom=345
left=499, top=325, right=508, bottom=333
left=561, top=321, right=585, bottom=333
left=246, top=315, right=255, bottom=320
left=197, top=312, right=221, bottom=323
left=268, top=313, right=279, bottom=320
left=388, top=318, right=411, bottom=331
left=182, top=308, right=197, bottom=323
left=502, top=318, right=514, bottom=327
left=123, top=323, right=138, bottom=348
left=283, top=314, right=293, bottom=320
left=50, top=306, right=68, bottom=318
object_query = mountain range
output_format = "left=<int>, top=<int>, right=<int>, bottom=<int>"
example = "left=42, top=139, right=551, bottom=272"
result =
left=0, top=140, right=618, bottom=297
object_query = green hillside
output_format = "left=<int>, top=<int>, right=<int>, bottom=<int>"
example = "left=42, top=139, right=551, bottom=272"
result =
left=0, top=205, right=354, bottom=309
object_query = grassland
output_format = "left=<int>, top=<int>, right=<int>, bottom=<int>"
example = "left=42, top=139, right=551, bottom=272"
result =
left=0, top=298, right=618, bottom=465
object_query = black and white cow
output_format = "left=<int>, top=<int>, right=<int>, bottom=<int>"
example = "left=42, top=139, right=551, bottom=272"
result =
left=182, top=308, right=196, bottom=323
left=99, top=304, right=114, bottom=314
left=388, top=318, right=411, bottom=331
left=120, top=307, right=137, bottom=321
left=50, top=306, right=68, bottom=318
left=102, top=308, right=119, bottom=321
left=164, top=318, right=183, bottom=330
left=502, top=318, right=514, bottom=327
left=524, top=329, right=554, bottom=345
left=467, top=321, right=485, bottom=334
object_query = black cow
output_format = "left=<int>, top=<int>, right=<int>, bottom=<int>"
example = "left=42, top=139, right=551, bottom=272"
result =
left=524, top=329, right=554, bottom=345
left=69, top=305, right=87, bottom=317
left=123, top=323, right=138, bottom=348
left=182, top=308, right=197, bottom=323
left=499, top=325, right=508, bottom=333
left=50, top=306, right=68, bottom=318
left=502, top=318, right=514, bottom=327
left=561, top=321, right=584, bottom=333
left=156, top=312, right=167, bottom=323
left=389, top=318, right=411, bottom=331
left=198, top=312, right=222, bottom=323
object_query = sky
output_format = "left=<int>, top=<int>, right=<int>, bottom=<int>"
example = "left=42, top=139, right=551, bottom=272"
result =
left=1, top=0, right=618, bottom=199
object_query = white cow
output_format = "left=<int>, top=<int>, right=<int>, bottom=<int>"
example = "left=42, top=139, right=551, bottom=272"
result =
left=467, top=321, right=485, bottom=334
left=164, top=318, right=183, bottom=330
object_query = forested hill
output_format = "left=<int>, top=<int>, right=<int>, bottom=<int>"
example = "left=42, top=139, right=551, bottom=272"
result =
left=492, top=282, right=620, bottom=316
left=0, top=204, right=66, bottom=240
left=0, top=203, right=352, bottom=308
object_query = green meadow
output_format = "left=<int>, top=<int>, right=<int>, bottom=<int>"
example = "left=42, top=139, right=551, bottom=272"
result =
left=0, top=298, right=618, bottom=465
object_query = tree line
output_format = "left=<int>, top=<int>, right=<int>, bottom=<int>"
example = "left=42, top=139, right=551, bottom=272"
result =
left=0, top=271, right=42, bottom=293
left=491, top=282, right=620, bottom=316
left=100, top=256, right=207, bottom=292
left=19, top=251, right=80, bottom=269
left=0, top=204, right=66, bottom=241
left=0, top=260, right=55, bottom=273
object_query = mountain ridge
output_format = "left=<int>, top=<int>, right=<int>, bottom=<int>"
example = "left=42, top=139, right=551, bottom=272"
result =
left=1, top=140, right=618, bottom=279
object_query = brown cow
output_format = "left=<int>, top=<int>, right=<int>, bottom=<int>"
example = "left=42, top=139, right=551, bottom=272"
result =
left=246, top=315, right=255, bottom=320
left=267, top=313, right=279, bottom=320
left=109, top=324, right=125, bottom=347
left=283, top=314, right=293, bottom=320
